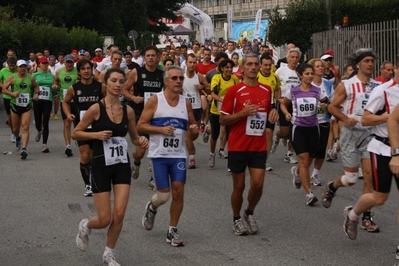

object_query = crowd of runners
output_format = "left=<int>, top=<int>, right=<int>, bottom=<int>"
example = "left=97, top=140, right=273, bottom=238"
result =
left=1, top=40, right=399, bottom=265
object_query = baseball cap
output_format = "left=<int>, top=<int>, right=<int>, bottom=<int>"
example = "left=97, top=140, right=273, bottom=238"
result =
left=79, top=49, right=86, bottom=55
left=71, top=49, right=78, bottom=54
left=325, top=49, right=334, bottom=57
left=95, top=48, right=102, bottom=52
left=38, top=57, right=49, bottom=64
left=64, top=54, right=74, bottom=62
left=321, top=54, right=333, bottom=60
left=16, top=60, right=27, bottom=67
left=243, top=45, right=251, bottom=49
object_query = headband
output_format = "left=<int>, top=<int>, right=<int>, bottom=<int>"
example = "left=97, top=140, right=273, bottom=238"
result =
left=355, top=51, right=375, bottom=64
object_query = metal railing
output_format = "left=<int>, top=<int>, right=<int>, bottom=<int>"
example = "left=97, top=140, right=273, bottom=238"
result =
left=309, top=20, right=399, bottom=76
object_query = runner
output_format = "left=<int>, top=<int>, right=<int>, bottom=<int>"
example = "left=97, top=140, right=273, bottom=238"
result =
left=341, top=57, right=399, bottom=240
left=220, top=53, right=278, bottom=235
left=0, top=57, right=18, bottom=143
left=63, top=59, right=106, bottom=197
left=280, top=63, right=328, bottom=205
left=73, top=68, right=148, bottom=265
left=2, top=60, right=39, bottom=159
left=53, top=54, right=78, bottom=157
left=32, top=57, right=55, bottom=153
left=137, top=65, right=199, bottom=246
left=122, top=46, right=164, bottom=189
left=182, top=54, right=210, bottom=169
left=323, top=48, right=381, bottom=232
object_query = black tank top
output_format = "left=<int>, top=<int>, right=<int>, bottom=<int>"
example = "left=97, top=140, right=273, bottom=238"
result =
left=91, top=101, right=129, bottom=167
left=73, top=79, right=103, bottom=124
left=130, top=67, right=164, bottom=114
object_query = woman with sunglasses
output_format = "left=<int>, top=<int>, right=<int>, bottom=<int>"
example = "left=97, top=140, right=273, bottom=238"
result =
left=208, top=58, right=239, bottom=168
left=280, top=63, right=328, bottom=206
left=32, top=57, right=55, bottom=152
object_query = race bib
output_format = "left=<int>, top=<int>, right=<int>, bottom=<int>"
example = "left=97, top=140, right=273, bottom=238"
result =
left=217, top=97, right=224, bottom=113
left=185, top=92, right=201, bottom=109
left=80, top=110, right=92, bottom=129
left=246, top=112, right=267, bottom=136
left=16, top=93, right=30, bottom=107
left=297, top=97, right=317, bottom=117
left=159, top=128, right=183, bottom=156
left=144, top=92, right=156, bottom=106
left=38, top=86, right=50, bottom=100
left=103, top=137, right=128, bottom=166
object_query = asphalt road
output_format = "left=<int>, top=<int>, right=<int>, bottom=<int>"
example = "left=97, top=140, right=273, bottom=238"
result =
left=1, top=96, right=398, bottom=266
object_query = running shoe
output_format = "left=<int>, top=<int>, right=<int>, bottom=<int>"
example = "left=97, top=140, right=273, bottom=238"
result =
left=65, top=146, right=73, bottom=157
left=270, top=137, right=279, bottom=154
left=142, top=201, right=157, bottom=230
left=148, top=164, right=152, bottom=172
left=218, top=150, right=228, bottom=159
left=227, top=168, right=231, bottom=172
left=20, top=149, right=28, bottom=160
left=208, top=153, right=215, bottom=168
left=54, top=113, right=59, bottom=120
left=166, top=228, right=185, bottom=247
left=10, top=134, right=16, bottom=143
left=188, top=158, right=196, bottom=169
left=203, top=125, right=210, bottom=143
left=148, top=177, right=156, bottom=191
left=291, top=166, right=301, bottom=189
left=281, top=138, right=287, bottom=146
left=35, top=130, right=42, bottom=142
left=326, top=149, right=333, bottom=162
left=131, top=164, right=140, bottom=179
left=76, top=218, right=91, bottom=251
left=360, top=215, right=380, bottom=233
left=242, top=212, right=258, bottom=234
left=322, top=181, right=336, bottom=208
left=343, top=206, right=358, bottom=240
left=310, top=175, right=322, bottom=186
left=396, top=246, right=399, bottom=260
left=102, top=250, right=121, bottom=266
left=84, top=185, right=93, bottom=197
left=233, top=218, right=248, bottom=236
left=15, top=138, right=21, bottom=151
left=306, top=192, right=318, bottom=206
left=284, top=154, right=298, bottom=164
left=41, top=145, right=50, bottom=153
left=266, top=163, right=273, bottom=171
left=200, top=123, right=205, bottom=134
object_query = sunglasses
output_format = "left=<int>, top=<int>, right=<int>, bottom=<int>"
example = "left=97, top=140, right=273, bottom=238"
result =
left=170, top=76, right=184, bottom=81
left=323, top=58, right=333, bottom=62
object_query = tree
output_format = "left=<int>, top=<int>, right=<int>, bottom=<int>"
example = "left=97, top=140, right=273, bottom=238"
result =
left=266, top=0, right=329, bottom=53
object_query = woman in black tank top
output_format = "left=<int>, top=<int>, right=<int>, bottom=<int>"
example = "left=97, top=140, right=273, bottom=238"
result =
left=71, top=68, right=148, bottom=265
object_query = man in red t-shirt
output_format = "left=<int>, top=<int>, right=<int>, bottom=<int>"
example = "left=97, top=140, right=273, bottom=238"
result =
left=92, top=48, right=105, bottom=69
left=220, top=53, right=278, bottom=236
left=375, top=61, right=394, bottom=83
left=195, top=48, right=216, bottom=75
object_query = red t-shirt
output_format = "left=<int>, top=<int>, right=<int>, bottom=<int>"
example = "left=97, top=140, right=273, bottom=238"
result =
left=196, top=62, right=217, bottom=75
left=92, top=56, right=105, bottom=63
left=221, top=82, right=273, bottom=152
left=374, top=76, right=387, bottom=83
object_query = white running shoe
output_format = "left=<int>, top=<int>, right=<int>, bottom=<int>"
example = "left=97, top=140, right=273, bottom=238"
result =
left=131, top=164, right=140, bottom=179
left=284, top=154, right=298, bottom=164
left=311, top=175, right=322, bottom=186
left=102, top=250, right=121, bottom=266
left=270, top=137, right=279, bottom=154
left=10, top=134, right=16, bottom=143
left=266, top=163, right=273, bottom=171
left=208, top=153, right=215, bottom=168
left=84, top=185, right=93, bottom=197
left=76, top=218, right=91, bottom=251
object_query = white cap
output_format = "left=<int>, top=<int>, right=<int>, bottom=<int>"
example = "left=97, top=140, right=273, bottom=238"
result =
left=17, top=60, right=27, bottom=66
left=321, top=54, right=333, bottom=60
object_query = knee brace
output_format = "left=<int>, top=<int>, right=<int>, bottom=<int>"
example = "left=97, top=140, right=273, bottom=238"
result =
left=151, top=191, right=170, bottom=208
left=341, top=171, right=358, bottom=186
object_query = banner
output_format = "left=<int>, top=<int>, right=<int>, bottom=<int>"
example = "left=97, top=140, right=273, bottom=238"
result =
left=232, top=20, right=268, bottom=41
left=254, top=9, right=262, bottom=40
left=179, top=3, right=214, bottom=43
left=227, top=6, right=233, bottom=39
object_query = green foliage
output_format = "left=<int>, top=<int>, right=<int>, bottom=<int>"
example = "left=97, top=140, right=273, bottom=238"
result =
left=266, top=0, right=329, bottom=53
left=0, top=11, right=103, bottom=58
left=331, top=0, right=399, bottom=26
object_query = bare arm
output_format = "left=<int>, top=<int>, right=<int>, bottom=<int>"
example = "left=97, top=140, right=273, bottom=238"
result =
left=186, top=99, right=200, bottom=133
left=121, top=68, right=138, bottom=102
left=62, top=86, right=76, bottom=121
left=126, top=105, right=149, bottom=148
left=280, top=97, right=292, bottom=121
left=2, top=75, right=16, bottom=97
left=71, top=104, right=108, bottom=140
left=328, top=82, right=357, bottom=126
left=198, top=74, right=210, bottom=94
left=361, top=110, right=389, bottom=126
left=220, top=100, right=259, bottom=126
left=31, top=77, right=40, bottom=101
left=388, top=106, right=399, bottom=175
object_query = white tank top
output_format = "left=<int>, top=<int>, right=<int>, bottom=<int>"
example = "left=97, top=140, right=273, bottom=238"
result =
left=341, top=75, right=380, bottom=129
left=182, top=72, right=202, bottom=109
left=147, top=92, right=188, bottom=158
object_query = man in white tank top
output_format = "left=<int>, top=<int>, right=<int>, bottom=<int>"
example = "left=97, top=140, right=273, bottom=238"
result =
left=137, top=65, right=199, bottom=247
left=183, top=54, right=210, bottom=169
left=323, top=48, right=381, bottom=235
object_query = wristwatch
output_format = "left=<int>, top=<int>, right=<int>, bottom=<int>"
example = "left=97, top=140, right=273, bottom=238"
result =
left=392, top=148, right=399, bottom=157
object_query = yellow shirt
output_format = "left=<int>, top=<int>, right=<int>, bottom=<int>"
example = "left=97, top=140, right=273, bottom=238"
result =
left=257, top=71, right=281, bottom=104
left=210, top=73, right=239, bottom=115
